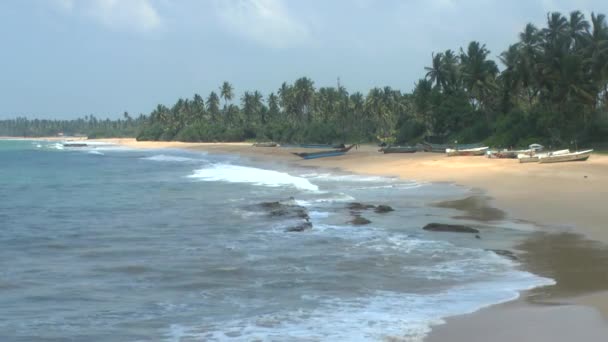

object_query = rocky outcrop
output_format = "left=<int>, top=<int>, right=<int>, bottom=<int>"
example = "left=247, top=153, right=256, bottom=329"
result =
left=347, top=202, right=394, bottom=214
left=374, top=205, right=394, bottom=213
left=259, top=198, right=312, bottom=232
left=422, top=223, right=479, bottom=234
left=350, top=216, right=371, bottom=225
left=347, top=202, right=376, bottom=211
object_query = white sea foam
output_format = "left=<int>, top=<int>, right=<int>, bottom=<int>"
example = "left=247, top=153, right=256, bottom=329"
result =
left=87, top=150, right=104, bottom=155
left=170, top=273, right=553, bottom=342
left=188, top=164, right=319, bottom=191
left=142, top=154, right=201, bottom=163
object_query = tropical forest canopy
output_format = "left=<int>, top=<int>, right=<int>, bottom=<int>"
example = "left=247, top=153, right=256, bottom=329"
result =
left=2, top=11, right=607, bottom=147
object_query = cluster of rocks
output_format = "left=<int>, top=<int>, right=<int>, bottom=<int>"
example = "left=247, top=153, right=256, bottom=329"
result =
left=259, top=198, right=312, bottom=232
left=347, top=202, right=394, bottom=225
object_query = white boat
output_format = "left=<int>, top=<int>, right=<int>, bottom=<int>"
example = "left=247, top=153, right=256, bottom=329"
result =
left=488, top=148, right=534, bottom=159
left=446, top=146, right=489, bottom=156
left=518, top=149, right=569, bottom=163
left=538, top=149, right=593, bottom=163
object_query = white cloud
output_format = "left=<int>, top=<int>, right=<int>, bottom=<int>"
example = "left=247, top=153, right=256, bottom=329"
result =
left=216, top=0, right=311, bottom=48
left=51, top=0, right=162, bottom=33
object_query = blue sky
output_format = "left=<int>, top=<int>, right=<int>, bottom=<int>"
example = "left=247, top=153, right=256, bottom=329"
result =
left=1, top=0, right=606, bottom=119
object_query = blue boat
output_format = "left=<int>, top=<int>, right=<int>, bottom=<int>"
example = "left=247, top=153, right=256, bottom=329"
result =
left=281, top=143, right=346, bottom=149
left=293, top=145, right=355, bottom=159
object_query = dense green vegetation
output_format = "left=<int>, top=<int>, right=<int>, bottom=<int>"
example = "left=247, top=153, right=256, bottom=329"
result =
left=0, top=113, right=144, bottom=138
left=136, top=11, right=608, bottom=146
left=2, top=11, right=607, bottom=147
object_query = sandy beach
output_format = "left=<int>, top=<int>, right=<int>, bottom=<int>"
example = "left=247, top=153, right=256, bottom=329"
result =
left=42, top=138, right=608, bottom=340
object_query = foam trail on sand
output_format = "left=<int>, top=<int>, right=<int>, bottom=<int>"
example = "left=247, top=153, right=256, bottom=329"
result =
left=188, top=164, right=319, bottom=191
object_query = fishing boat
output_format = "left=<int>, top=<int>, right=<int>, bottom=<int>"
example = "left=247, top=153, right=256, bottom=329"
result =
left=252, top=142, right=278, bottom=147
left=421, top=141, right=484, bottom=153
left=487, top=149, right=534, bottom=159
left=538, top=149, right=593, bottom=163
left=293, top=145, right=355, bottom=160
left=518, top=149, right=569, bottom=163
left=380, top=146, right=417, bottom=154
left=446, top=146, right=489, bottom=156
left=280, top=143, right=345, bottom=149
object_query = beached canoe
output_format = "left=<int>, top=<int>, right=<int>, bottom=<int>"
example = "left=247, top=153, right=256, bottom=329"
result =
left=446, top=147, right=489, bottom=156
left=280, top=143, right=345, bottom=149
left=293, top=144, right=355, bottom=160
left=538, top=149, right=593, bottom=163
left=421, top=142, right=484, bottom=153
left=252, top=142, right=278, bottom=147
left=380, top=146, right=417, bottom=154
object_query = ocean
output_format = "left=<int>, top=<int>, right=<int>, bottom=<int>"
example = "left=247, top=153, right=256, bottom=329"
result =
left=0, top=139, right=554, bottom=341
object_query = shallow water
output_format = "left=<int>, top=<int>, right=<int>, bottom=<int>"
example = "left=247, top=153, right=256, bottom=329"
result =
left=0, top=140, right=554, bottom=341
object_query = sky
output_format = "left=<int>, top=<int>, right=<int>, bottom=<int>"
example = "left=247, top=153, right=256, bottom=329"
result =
left=1, top=0, right=607, bottom=119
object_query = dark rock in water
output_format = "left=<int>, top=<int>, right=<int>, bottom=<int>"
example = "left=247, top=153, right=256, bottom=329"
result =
left=347, top=202, right=376, bottom=211
left=374, top=205, right=394, bottom=213
left=285, top=221, right=313, bottom=232
left=259, top=198, right=312, bottom=232
left=475, top=234, right=481, bottom=239
left=488, top=249, right=518, bottom=261
left=422, top=223, right=479, bottom=233
left=350, top=216, right=371, bottom=225
left=260, top=199, right=310, bottom=221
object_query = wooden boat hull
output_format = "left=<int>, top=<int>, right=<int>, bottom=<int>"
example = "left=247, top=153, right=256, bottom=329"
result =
left=253, top=142, right=278, bottom=147
left=538, top=150, right=593, bottom=163
left=293, top=145, right=355, bottom=159
left=281, top=143, right=345, bottom=149
left=422, top=142, right=483, bottom=153
left=381, top=146, right=417, bottom=154
left=446, top=147, right=488, bottom=156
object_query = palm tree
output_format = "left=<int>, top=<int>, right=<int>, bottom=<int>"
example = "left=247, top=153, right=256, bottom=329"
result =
left=220, top=81, right=234, bottom=109
left=568, top=10, right=590, bottom=50
left=425, top=52, right=445, bottom=89
left=293, top=77, right=315, bottom=124
left=459, top=41, right=499, bottom=110
left=206, top=92, right=220, bottom=122
left=518, top=23, right=542, bottom=106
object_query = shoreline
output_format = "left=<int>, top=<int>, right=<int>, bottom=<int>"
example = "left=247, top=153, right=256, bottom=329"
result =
left=15, top=137, right=608, bottom=341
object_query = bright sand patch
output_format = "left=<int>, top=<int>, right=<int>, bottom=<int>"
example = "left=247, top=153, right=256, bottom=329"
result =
left=92, top=138, right=608, bottom=340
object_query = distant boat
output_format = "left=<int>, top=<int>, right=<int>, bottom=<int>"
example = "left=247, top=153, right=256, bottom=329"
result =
left=380, top=146, right=417, bottom=154
left=280, top=143, right=345, bottom=149
left=488, top=149, right=534, bottom=159
left=252, top=142, right=278, bottom=147
left=538, top=149, right=593, bottom=163
left=446, top=146, right=489, bottom=156
left=518, top=149, right=569, bottom=163
left=421, top=141, right=484, bottom=153
left=293, top=145, right=355, bottom=160
left=62, top=142, right=88, bottom=148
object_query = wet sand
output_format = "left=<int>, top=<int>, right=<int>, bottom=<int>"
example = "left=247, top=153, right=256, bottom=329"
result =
left=85, top=139, right=608, bottom=340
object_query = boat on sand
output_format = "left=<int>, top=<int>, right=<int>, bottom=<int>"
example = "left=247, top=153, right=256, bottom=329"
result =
left=380, top=146, right=417, bottom=154
left=252, top=142, right=278, bottom=147
left=293, top=145, right=355, bottom=160
left=538, top=149, right=593, bottom=163
left=446, top=147, right=489, bottom=156
left=518, top=149, right=569, bottom=163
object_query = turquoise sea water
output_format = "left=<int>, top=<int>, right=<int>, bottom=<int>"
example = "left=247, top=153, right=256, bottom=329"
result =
left=0, top=139, right=554, bottom=341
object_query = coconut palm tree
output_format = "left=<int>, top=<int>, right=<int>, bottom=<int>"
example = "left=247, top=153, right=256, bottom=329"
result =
left=459, top=41, right=499, bottom=110
left=220, top=81, right=234, bottom=109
